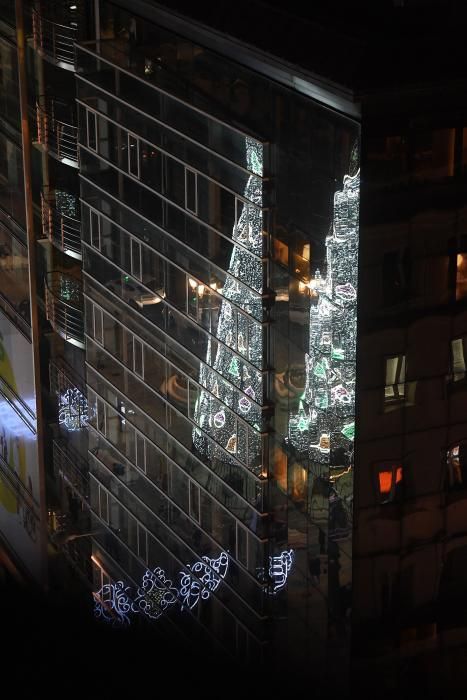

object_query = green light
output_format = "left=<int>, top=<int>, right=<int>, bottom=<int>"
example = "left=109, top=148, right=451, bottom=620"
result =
left=313, top=360, right=327, bottom=378
left=341, top=422, right=355, bottom=441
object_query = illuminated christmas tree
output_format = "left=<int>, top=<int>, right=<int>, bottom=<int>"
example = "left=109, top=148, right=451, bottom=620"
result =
left=193, top=138, right=265, bottom=475
left=289, top=165, right=360, bottom=479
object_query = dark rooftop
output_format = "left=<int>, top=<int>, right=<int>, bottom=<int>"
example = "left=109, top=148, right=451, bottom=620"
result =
left=152, top=0, right=467, bottom=95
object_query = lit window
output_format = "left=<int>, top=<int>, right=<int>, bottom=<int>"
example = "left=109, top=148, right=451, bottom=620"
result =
left=375, top=462, right=403, bottom=503
left=446, top=443, right=467, bottom=491
left=451, top=338, right=466, bottom=381
left=385, top=355, right=406, bottom=401
left=456, top=253, right=467, bottom=300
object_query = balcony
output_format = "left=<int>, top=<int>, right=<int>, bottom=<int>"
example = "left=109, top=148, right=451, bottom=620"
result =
left=45, top=271, right=84, bottom=348
left=53, top=438, right=90, bottom=504
left=41, top=188, right=81, bottom=260
left=35, top=97, right=78, bottom=167
left=31, top=2, right=81, bottom=71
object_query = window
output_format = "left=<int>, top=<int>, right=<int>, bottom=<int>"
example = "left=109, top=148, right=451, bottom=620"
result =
left=236, top=523, right=248, bottom=567
left=385, top=355, right=406, bottom=401
left=366, top=134, right=407, bottom=186
left=140, top=142, right=162, bottom=190
left=375, top=462, right=403, bottom=504
left=446, top=443, right=467, bottom=491
left=137, top=523, right=148, bottom=564
left=99, top=486, right=109, bottom=522
left=456, top=252, right=467, bottom=300
left=128, top=134, right=140, bottom=178
left=189, top=480, right=200, bottom=523
left=412, top=128, right=455, bottom=181
left=131, top=238, right=141, bottom=280
left=87, top=110, right=97, bottom=151
left=185, top=167, right=197, bottom=214
left=93, top=305, right=104, bottom=345
left=451, top=338, right=466, bottom=381
left=135, top=432, right=146, bottom=472
left=382, top=249, right=410, bottom=307
left=90, top=209, right=100, bottom=249
left=133, top=337, right=143, bottom=378
left=96, top=398, right=106, bottom=436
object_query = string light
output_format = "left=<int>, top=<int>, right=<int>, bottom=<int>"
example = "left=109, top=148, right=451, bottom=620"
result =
left=269, top=549, right=294, bottom=594
left=93, top=581, right=133, bottom=626
left=256, top=549, right=295, bottom=594
left=192, top=138, right=264, bottom=472
left=58, top=387, right=89, bottom=430
left=93, top=551, right=229, bottom=625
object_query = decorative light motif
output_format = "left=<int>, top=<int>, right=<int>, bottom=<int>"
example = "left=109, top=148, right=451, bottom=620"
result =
left=58, top=274, right=81, bottom=304
left=341, top=422, right=355, bottom=441
left=335, top=282, right=357, bottom=301
left=179, top=551, right=229, bottom=610
left=214, top=410, right=226, bottom=429
left=228, top=357, right=240, bottom=378
left=269, top=549, right=294, bottom=594
left=238, top=333, right=247, bottom=355
left=132, top=567, right=178, bottom=620
left=93, top=551, right=230, bottom=626
left=192, top=138, right=264, bottom=473
left=226, top=435, right=237, bottom=453
left=93, top=581, right=133, bottom=626
left=58, top=387, right=88, bottom=430
left=238, top=396, right=252, bottom=414
left=55, top=190, right=78, bottom=219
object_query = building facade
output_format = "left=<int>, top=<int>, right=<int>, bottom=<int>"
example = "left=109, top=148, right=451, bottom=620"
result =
left=353, top=63, right=467, bottom=692
left=0, top=0, right=362, bottom=677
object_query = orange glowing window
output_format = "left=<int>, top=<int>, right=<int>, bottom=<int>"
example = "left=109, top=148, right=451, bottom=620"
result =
left=376, top=463, right=403, bottom=502
left=378, top=470, right=393, bottom=495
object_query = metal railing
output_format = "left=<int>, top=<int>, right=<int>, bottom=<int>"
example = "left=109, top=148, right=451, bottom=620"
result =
left=41, top=187, right=81, bottom=259
left=53, top=438, right=90, bottom=504
left=45, top=270, right=84, bottom=348
left=32, top=8, right=78, bottom=69
left=36, top=96, right=78, bottom=166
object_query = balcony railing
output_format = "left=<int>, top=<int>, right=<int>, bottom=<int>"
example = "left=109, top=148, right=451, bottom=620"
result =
left=32, top=8, right=78, bottom=70
left=36, top=97, right=78, bottom=167
left=53, top=438, right=90, bottom=504
left=45, top=271, right=84, bottom=348
left=41, top=187, right=81, bottom=260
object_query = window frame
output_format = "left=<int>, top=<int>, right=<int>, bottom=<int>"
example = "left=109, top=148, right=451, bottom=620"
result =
left=374, top=461, right=404, bottom=504
left=86, top=109, right=98, bottom=151
left=128, top=133, right=140, bottom=179
left=185, top=166, right=198, bottom=215
left=384, top=354, right=406, bottom=402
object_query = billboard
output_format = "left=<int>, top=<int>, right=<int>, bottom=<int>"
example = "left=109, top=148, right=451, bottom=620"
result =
left=0, top=311, right=42, bottom=581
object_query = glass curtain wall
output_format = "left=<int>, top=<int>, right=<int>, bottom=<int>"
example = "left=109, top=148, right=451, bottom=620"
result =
left=77, top=0, right=360, bottom=664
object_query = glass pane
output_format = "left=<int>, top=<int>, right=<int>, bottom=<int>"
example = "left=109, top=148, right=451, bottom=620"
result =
left=87, top=110, right=97, bottom=150
left=186, top=168, right=197, bottom=214
left=131, top=239, right=141, bottom=280
left=128, top=135, right=139, bottom=177
left=189, top=480, right=200, bottom=522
